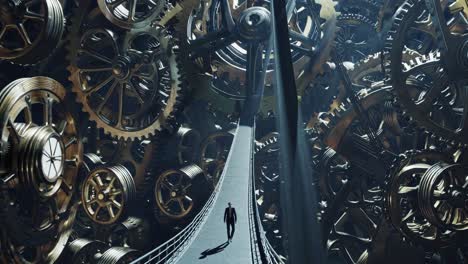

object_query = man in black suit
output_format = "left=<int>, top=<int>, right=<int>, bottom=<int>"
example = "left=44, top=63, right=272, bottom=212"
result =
left=224, top=202, right=237, bottom=242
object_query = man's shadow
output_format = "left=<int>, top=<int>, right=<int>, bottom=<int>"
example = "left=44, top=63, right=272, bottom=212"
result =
left=199, top=241, right=230, bottom=259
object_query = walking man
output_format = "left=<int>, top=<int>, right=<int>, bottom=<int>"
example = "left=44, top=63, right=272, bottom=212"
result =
left=224, top=202, right=237, bottom=242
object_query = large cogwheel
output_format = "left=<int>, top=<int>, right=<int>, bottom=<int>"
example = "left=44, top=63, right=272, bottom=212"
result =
left=387, top=0, right=468, bottom=144
left=68, top=8, right=184, bottom=140
left=391, top=52, right=468, bottom=143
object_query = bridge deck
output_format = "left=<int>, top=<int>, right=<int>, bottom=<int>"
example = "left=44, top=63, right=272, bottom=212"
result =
left=173, top=125, right=255, bottom=264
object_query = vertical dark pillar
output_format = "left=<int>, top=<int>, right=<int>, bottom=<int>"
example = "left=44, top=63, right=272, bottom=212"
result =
left=270, top=0, right=323, bottom=263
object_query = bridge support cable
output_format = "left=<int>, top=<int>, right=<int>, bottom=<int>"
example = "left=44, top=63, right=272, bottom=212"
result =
left=250, top=137, right=286, bottom=264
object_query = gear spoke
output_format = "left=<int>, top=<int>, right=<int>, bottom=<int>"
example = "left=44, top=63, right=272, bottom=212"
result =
left=82, top=165, right=135, bottom=225
left=78, top=48, right=113, bottom=65
left=85, top=75, right=115, bottom=95
left=95, top=175, right=105, bottom=187
left=184, top=195, right=193, bottom=203
left=164, top=198, right=174, bottom=207
left=44, top=98, right=53, bottom=126
left=425, top=0, right=455, bottom=53
left=177, top=198, right=186, bottom=212
left=334, top=231, right=372, bottom=246
left=96, top=80, right=118, bottom=114
left=161, top=179, right=173, bottom=190
left=79, top=67, right=113, bottom=73
left=93, top=206, right=102, bottom=220
left=112, top=200, right=122, bottom=208
left=16, top=23, right=32, bottom=46
left=127, top=0, right=137, bottom=22
left=107, top=204, right=115, bottom=218
left=24, top=10, right=44, bottom=21
left=128, top=81, right=144, bottom=104
left=116, top=83, right=124, bottom=128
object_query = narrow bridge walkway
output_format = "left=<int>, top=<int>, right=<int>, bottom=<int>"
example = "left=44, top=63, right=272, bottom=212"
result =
left=173, top=124, right=255, bottom=263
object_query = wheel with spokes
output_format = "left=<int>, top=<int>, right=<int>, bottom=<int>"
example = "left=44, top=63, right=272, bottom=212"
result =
left=154, top=164, right=205, bottom=220
left=81, top=165, right=136, bottom=225
left=0, top=0, right=65, bottom=64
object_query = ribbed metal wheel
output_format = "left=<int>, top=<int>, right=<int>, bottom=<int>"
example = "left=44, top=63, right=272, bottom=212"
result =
left=419, top=163, right=468, bottom=231
left=96, top=247, right=140, bottom=264
left=66, top=238, right=109, bottom=264
left=81, top=165, right=136, bottom=225
left=0, top=0, right=65, bottom=64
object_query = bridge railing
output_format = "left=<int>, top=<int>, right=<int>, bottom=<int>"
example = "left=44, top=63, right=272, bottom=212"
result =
left=250, top=150, right=285, bottom=264
left=264, top=234, right=285, bottom=264
left=130, top=179, right=222, bottom=264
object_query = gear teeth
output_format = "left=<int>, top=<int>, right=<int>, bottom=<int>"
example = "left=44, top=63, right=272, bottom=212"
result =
left=391, top=51, right=457, bottom=144
left=384, top=0, right=416, bottom=56
left=157, top=3, right=184, bottom=27
left=67, top=6, right=186, bottom=141
left=348, top=52, right=391, bottom=88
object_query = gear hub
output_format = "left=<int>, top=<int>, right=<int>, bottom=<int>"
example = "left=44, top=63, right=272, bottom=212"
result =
left=16, top=125, right=65, bottom=196
left=112, top=56, right=133, bottom=80
left=238, top=7, right=272, bottom=42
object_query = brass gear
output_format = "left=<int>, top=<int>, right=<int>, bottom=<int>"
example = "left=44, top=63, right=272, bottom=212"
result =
left=96, top=137, right=160, bottom=201
left=315, top=86, right=393, bottom=152
left=392, top=51, right=468, bottom=143
left=68, top=5, right=184, bottom=141
left=81, top=164, right=137, bottom=225
left=388, top=0, right=468, bottom=144
left=449, top=0, right=468, bottom=19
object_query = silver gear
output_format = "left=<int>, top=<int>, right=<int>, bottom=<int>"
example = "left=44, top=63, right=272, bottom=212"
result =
left=98, top=0, right=166, bottom=29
